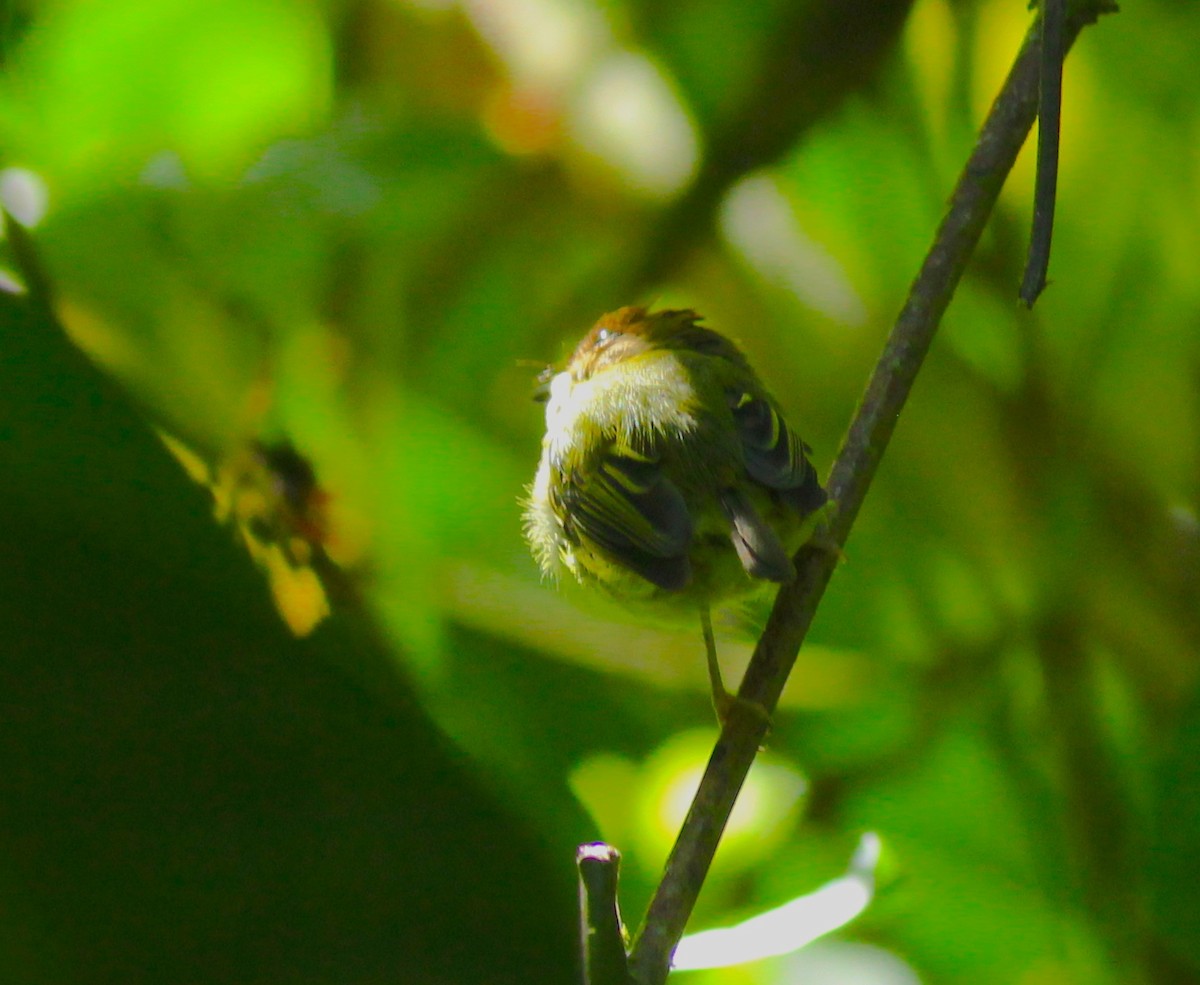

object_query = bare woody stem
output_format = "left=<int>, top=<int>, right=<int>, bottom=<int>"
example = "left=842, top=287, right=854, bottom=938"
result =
left=626, top=6, right=1113, bottom=983
left=578, top=844, right=634, bottom=985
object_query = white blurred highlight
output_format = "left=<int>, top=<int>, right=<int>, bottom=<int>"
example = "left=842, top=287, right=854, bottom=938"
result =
left=672, top=832, right=882, bottom=971
left=721, top=174, right=867, bottom=325
left=463, top=0, right=602, bottom=90
left=450, top=0, right=698, bottom=197
left=780, top=940, right=923, bottom=985
left=0, top=168, right=50, bottom=228
left=567, top=51, right=699, bottom=198
left=0, top=269, right=26, bottom=296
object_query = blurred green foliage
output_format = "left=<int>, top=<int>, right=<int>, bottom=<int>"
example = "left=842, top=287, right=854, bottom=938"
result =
left=1, top=0, right=1198, bottom=983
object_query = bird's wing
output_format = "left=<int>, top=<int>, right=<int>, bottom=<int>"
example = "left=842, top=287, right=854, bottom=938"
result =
left=730, top=392, right=827, bottom=514
left=559, top=446, right=694, bottom=591
left=718, top=485, right=796, bottom=583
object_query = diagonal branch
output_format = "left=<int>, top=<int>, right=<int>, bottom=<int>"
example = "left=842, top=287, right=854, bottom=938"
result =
left=626, top=5, right=1114, bottom=983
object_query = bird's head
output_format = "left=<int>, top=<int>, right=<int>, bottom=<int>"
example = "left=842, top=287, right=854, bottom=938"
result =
left=565, top=306, right=744, bottom=382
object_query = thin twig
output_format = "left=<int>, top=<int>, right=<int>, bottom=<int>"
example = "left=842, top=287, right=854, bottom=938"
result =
left=626, top=6, right=1113, bottom=982
left=578, top=844, right=632, bottom=985
left=1020, top=0, right=1066, bottom=307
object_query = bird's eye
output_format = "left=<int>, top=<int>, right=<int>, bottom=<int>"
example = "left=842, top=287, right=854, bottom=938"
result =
left=595, top=328, right=616, bottom=347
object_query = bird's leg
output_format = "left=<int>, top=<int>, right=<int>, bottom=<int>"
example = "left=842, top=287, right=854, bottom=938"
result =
left=804, top=500, right=845, bottom=562
left=701, top=603, right=730, bottom=719
left=701, top=603, right=770, bottom=728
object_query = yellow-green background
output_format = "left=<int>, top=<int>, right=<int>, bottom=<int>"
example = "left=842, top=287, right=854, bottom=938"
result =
left=1, top=0, right=1198, bottom=982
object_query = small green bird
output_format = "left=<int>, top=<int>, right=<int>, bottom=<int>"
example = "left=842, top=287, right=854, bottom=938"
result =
left=524, top=306, right=828, bottom=718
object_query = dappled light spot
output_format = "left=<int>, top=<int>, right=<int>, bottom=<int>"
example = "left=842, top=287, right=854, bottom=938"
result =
left=157, top=431, right=357, bottom=638
left=673, top=833, right=882, bottom=971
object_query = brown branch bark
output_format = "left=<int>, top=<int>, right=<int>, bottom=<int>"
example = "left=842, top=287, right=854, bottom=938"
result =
left=625, top=5, right=1115, bottom=982
left=578, top=844, right=633, bottom=985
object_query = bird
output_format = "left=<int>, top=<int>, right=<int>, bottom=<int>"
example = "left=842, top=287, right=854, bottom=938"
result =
left=523, top=306, right=829, bottom=720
